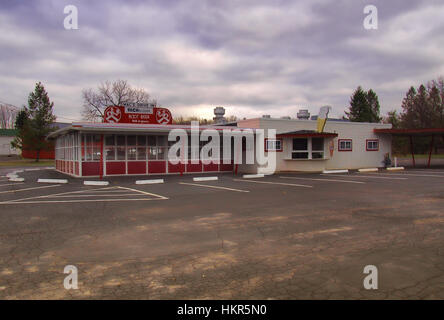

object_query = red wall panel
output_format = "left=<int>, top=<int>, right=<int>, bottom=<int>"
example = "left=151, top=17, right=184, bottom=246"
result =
left=148, top=161, right=166, bottom=174
left=106, top=162, right=126, bottom=175
left=203, top=163, right=219, bottom=172
left=82, top=162, right=100, bottom=176
left=219, top=163, right=234, bottom=171
left=127, top=161, right=147, bottom=174
left=186, top=161, right=202, bottom=173
left=168, top=162, right=185, bottom=173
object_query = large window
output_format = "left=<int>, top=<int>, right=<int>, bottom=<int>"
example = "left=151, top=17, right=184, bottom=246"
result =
left=366, top=139, right=379, bottom=151
left=338, top=139, right=352, bottom=151
left=81, top=134, right=101, bottom=161
left=292, top=138, right=309, bottom=159
left=291, top=137, right=325, bottom=159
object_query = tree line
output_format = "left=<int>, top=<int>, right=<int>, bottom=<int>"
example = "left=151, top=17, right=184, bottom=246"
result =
left=344, top=77, right=444, bottom=154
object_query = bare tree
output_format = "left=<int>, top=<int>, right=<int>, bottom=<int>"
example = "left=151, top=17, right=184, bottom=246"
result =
left=82, top=80, right=154, bottom=121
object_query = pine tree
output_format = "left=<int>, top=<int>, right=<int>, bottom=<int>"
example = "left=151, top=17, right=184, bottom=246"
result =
left=345, top=86, right=381, bottom=122
left=17, top=82, right=56, bottom=162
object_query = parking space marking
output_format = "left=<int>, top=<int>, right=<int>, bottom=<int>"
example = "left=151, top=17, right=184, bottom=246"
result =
left=0, top=186, right=168, bottom=204
left=321, top=174, right=407, bottom=180
left=0, top=184, right=61, bottom=195
left=280, top=176, right=365, bottom=184
left=179, top=182, right=250, bottom=193
left=364, top=173, right=444, bottom=178
left=0, top=183, right=25, bottom=187
left=233, top=179, right=313, bottom=188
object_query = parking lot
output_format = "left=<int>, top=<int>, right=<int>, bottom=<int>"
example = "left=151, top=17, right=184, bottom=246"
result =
left=0, top=168, right=444, bottom=299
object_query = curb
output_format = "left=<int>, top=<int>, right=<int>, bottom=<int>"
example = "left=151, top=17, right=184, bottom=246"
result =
left=387, top=167, right=405, bottom=171
left=323, top=169, right=349, bottom=174
left=135, top=179, right=164, bottom=185
left=242, top=174, right=265, bottom=179
left=358, top=168, right=378, bottom=173
left=193, top=176, right=218, bottom=182
left=38, top=178, right=68, bottom=184
left=83, top=181, right=109, bottom=186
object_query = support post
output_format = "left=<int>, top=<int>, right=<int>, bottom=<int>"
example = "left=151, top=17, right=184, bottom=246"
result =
left=100, top=134, right=104, bottom=179
left=409, top=135, right=415, bottom=168
left=427, top=135, right=435, bottom=168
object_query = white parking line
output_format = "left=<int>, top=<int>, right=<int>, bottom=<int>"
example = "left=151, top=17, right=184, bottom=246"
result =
left=179, top=182, right=249, bottom=193
left=0, top=186, right=168, bottom=204
left=321, top=174, right=407, bottom=180
left=0, top=184, right=61, bottom=194
left=0, top=183, right=25, bottom=187
left=233, top=179, right=313, bottom=188
left=364, top=173, right=444, bottom=178
left=280, top=176, right=365, bottom=184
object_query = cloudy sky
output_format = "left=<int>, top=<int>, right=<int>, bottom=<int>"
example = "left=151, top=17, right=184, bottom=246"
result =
left=1, top=0, right=444, bottom=122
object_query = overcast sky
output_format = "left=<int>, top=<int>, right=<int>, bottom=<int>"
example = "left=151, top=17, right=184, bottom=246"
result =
left=1, top=0, right=444, bottom=122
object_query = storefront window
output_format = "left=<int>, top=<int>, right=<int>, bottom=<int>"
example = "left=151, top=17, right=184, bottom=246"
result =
left=137, top=147, right=146, bottom=160
left=137, top=135, right=146, bottom=146
left=116, top=135, right=126, bottom=146
left=116, top=146, right=126, bottom=160
left=105, top=147, right=115, bottom=160
left=127, top=135, right=137, bottom=146
left=292, top=138, right=308, bottom=159
left=127, top=147, right=137, bottom=160
left=312, top=138, right=324, bottom=159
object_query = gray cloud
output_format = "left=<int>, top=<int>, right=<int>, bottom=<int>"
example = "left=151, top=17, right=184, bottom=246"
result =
left=0, top=0, right=443, bottom=121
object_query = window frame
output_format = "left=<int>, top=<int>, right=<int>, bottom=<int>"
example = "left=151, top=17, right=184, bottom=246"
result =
left=264, top=138, right=283, bottom=152
left=366, top=139, right=379, bottom=151
left=338, top=139, right=353, bottom=152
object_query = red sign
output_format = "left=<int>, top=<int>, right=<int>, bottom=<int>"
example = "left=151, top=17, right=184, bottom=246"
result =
left=103, top=106, right=173, bottom=125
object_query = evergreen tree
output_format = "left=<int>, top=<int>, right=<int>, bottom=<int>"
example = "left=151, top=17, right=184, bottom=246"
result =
left=14, top=82, right=56, bottom=161
left=345, top=86, right=381, bottom=122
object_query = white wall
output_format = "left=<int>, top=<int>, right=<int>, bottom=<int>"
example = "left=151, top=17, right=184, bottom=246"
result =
left=0, top=136, right=19, bottom=155
left=237, top=118, right=392, bottom=172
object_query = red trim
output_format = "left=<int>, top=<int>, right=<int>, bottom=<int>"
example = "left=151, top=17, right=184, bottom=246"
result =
left=338, top=139, right=352, bottom=152
left=366, top=139, right=379, bottom=151
left=264, top=138, right=283, bottom=152
left=277, top=133, right=337, bottom=138
left=99, top=134, right=104, bottom=179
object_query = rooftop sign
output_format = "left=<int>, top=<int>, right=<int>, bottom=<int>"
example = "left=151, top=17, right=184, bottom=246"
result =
left=103, top=105, right=173, bottom=125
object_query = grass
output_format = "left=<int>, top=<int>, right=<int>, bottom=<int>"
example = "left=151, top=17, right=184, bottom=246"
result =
left=0, top=159, right=54, bottom=167
left=393, top=154, right=444, bottom=159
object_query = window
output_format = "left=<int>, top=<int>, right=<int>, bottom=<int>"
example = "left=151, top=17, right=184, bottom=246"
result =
left=311, top=138, right=324, bottom=159
left=338, top=139, right=352, bottom=151
left=292, top=138, right=309, bottom=159
left=366, top=139, right=379, bottom=151
left=265, top=139, right=282, bottom=152
left=290, top=137, right=326, bottom=159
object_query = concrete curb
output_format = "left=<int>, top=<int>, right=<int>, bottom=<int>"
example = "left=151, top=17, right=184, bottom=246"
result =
left=193, top=176, right=218, bottom=182
left=83, top=181, right=109, bottom=186
left=358, top=168, right=378, bottom=173
left=242, top=174, right=265, bottom=179
left=38, top=178, right=68, bottom=184
left=387, top=167, right=405, bottom=171
left=323, top=169, right=349, bottom=174
left=9, top=177, right=25, bottom=182
left=135, top=179, right=164, bottom=185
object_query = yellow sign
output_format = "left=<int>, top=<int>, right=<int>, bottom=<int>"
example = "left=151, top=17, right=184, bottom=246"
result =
left=317, top=106, right=331, bottom=133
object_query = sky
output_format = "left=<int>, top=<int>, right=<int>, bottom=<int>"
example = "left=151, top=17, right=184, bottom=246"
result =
left=1, top=0, right=444, bottom=122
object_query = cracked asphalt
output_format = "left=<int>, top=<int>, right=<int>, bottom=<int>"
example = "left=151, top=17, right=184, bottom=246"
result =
left=0, top=168, right=443, bottom=299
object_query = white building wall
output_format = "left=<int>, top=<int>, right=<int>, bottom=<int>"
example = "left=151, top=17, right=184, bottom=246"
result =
left=237, top=118, right=392, bottom=172
left=0, top=136, right=19, bottom=155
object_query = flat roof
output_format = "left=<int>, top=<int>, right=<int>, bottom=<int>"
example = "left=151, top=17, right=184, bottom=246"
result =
left=277, top=130, right=338, bottom=138
left=47, top=122, right=256, bottom=139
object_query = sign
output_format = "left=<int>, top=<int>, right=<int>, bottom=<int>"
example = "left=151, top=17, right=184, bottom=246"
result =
left=103, top=105, right=173, bottom=125
left=122, top=102, right=154, bottom=114
left=317, top=105, right=331, bottom=133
